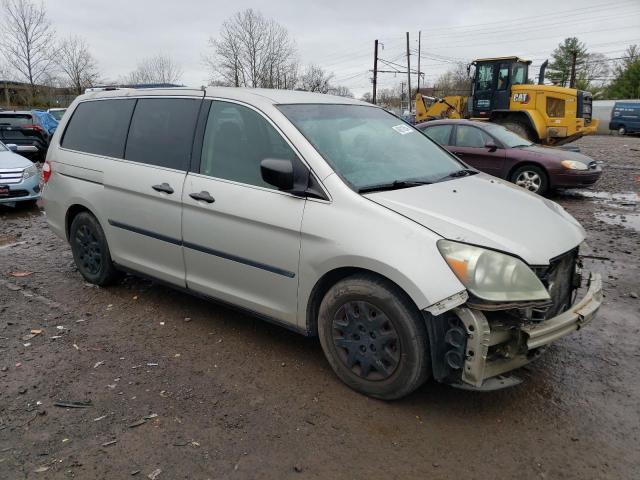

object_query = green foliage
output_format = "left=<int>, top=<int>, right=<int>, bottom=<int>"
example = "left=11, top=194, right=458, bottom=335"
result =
left=607, top=60, right=640, bottom=99
left=545, top=37, right=587, bottom=87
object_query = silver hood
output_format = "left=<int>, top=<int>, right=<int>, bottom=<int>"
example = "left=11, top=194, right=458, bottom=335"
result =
left=365, top=174, right=585, bottom=266
left=0, top=150, right=33, bottom=170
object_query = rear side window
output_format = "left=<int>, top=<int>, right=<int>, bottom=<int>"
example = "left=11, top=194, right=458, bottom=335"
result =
left=124, top=98, right=201, bottom=170
left=0, top=114, right=33, bottom=126
left=423, top=125, right=453, bottom=145
left=62, top=99, right=135, bottom=158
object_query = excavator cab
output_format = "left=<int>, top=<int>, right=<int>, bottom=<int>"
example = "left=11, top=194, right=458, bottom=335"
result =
left=470, top=57, right=530, bottom=117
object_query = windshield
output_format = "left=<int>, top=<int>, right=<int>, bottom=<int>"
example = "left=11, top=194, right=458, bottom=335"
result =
left=483, top=123, right=533, bottom=148
left=277, top=104, right=464, bottom=191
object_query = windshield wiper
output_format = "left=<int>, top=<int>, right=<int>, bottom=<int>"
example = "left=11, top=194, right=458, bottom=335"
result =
left=359, top=179, right=432, bottom=193
left=432, top=168, right=478, bottom=183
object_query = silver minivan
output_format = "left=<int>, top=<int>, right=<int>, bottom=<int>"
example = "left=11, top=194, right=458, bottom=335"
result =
left=42, top=87, right=602, bottom=399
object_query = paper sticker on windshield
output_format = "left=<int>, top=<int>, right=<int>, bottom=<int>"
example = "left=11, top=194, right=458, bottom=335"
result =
left=392, top=124, right=413, bottom=135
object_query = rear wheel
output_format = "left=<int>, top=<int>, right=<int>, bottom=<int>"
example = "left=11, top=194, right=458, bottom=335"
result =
left=618, top=126, right=627, bottom=135
left=318, top=273, right=430, bottom=400
left=69, top=212, right=121, bottom=286
left=510, top=164, right=549, bottom=196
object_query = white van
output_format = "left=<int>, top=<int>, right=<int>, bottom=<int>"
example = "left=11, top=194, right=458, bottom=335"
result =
left=42, top=87, right=602, bottom=399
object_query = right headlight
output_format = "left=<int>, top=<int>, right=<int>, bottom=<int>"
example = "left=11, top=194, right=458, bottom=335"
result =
left=437, top=240, right=550, bottom=302
left=22, top=164, right=38, bottom=180
left=560, top=160, right=588, bottom=170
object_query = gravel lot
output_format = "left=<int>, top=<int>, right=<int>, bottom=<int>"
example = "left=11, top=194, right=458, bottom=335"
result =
left=1, top=134, right=639, bottom=479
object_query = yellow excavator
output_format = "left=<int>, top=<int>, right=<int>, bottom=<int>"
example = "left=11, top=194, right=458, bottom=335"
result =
left=415, top=57, right=598, bottom=146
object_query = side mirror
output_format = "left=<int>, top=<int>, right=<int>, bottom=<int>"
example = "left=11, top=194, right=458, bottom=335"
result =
left=6, top=144, right=18, bottom=152
left=485, top=142, right=498, bottom=152
left=261, top=158, right=294, bottom=191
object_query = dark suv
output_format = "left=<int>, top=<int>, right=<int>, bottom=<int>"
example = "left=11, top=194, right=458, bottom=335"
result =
left=0, top=110, right=53, bottom=160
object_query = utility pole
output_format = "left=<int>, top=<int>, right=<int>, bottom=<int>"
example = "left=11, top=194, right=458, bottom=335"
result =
left=569, top=50, right=577, bottom=89
left=406, top=32, right=412, bottom=112
left=417, top=31, right=421, bottom=92
left=400, top=81, right=405, bottom=112
left=372, top=39, right=379, bottom=104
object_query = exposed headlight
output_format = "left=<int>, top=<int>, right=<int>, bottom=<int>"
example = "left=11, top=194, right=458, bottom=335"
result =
left=437, top=240, right=550, bottom=302
left=560, top=160, right=588, bottom=170
left=22, top=164, right=38, bottom=180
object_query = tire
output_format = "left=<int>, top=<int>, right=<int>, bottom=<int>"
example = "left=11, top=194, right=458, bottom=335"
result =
left=501, top=121, right=535, bottom=143
left=69, top=212, right=121, bottom=286
left=318, top=273, right=430, bottom=400
left=618, top=126, right=626, bottom=136
left=510, top=164, right=549, bottom=196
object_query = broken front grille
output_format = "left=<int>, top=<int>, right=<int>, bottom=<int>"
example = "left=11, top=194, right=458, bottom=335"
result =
left=532, top=248, right=579, bottom=320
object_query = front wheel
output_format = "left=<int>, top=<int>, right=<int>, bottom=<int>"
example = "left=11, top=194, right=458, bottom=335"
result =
left=69, top=212, right=121, bottom=286
left=500, top=121, right=535, bottom=143
left=318, top=274, right=430, bottom=400
left=618, top=126, right=627, bottom=135
left=510, top=164, right=549, bottom=196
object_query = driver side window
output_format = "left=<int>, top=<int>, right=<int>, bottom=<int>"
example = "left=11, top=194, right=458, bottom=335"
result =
left=200, top=101, right=298, bottom=189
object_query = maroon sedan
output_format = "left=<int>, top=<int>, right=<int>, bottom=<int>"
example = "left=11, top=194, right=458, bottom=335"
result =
left=416, top=119, right=602, bottom=195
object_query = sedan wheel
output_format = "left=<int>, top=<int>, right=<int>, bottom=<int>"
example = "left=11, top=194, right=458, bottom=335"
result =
left=515, top=170, right=542, bottom=192
left=511, top=165, right=549, bottom=195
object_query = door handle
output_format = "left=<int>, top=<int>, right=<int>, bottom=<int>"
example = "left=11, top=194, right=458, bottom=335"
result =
left=152, top=183, right=174, bottom=194
left=454, top=152, right=464, bottom=157
left=189, top=191, right=215, bottom=203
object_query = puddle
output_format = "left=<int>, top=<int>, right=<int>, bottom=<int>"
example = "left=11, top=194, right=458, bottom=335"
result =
left=558, top=190, right=639, bottom=209
left=595, top=212, right=640, bottom=233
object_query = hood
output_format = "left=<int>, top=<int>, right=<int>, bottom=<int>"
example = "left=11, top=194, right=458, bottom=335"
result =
left=517, top=145, right=594, bottom=165
left=365, top=174, right=584, bottom=266
left=0, top=150, right=33, bottom=170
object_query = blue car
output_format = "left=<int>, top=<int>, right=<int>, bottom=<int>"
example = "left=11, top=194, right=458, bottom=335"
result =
left=609, top=101, right=640, bottom=135
left=0, top=141, right=41, bottom=207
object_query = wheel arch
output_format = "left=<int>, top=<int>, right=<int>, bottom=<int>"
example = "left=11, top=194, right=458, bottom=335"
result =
left=305, top=267, right=422, bottom=337
left=65, top=203, right=99, bottom=241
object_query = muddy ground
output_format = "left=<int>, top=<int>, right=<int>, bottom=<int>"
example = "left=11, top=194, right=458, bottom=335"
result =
left=1, top=135, right=639, bottom=480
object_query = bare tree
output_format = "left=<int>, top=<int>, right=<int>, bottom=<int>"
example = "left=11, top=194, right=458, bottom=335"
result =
left=206, top=9, right=298, bottom=88
left=327, top=85, right=354, bottom=98
left=57, top=35, right=99, bottom=94
left=434, top=62, right=472, bottom=97
left=298, top=64, right=333, bottom=93
left=123, top=54, right=183, bottom=85
left=0, top=0, right=56, bottom=99
left=0, top=60, right=14, bottom=107
left=576, top=52, right=609, bottom=93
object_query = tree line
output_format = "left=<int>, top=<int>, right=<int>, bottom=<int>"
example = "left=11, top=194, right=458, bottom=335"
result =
left=0, top=1, right=352, bottom=106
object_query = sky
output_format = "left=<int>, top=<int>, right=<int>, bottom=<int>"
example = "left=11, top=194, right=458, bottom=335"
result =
left=46, top=0, right=640, bottom=97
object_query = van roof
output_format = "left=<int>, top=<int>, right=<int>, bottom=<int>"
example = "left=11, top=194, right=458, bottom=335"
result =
left=79, top=87, right=369, bottom=106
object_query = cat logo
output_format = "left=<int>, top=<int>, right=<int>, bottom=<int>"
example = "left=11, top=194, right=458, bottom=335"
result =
left=513, top=93, right=529, bottom=103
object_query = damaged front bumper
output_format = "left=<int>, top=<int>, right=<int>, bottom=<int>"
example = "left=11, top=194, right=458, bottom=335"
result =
left=427, top=272, right=603, bottom=391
